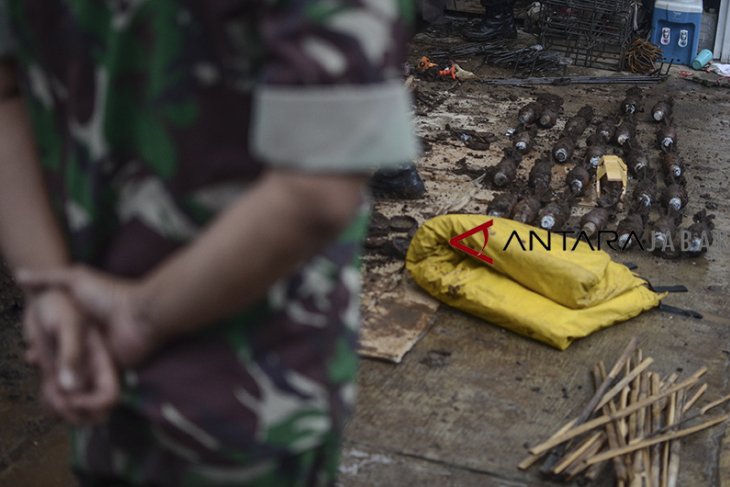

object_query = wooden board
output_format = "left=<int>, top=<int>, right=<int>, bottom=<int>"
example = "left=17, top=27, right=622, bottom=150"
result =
left=359, top=277, right=440, bottom=363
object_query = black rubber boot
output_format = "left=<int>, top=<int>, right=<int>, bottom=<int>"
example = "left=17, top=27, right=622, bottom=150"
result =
left=462, top=1, right=517, bottom=42
left=370, top=162, right=426, bottom=199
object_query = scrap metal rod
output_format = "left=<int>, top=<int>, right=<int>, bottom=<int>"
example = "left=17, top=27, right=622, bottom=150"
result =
left=476, top=75, right=666, bottom=86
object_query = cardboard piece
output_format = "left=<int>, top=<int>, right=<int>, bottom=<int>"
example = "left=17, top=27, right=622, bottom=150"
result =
left=596, top=155, right=628, bottom=196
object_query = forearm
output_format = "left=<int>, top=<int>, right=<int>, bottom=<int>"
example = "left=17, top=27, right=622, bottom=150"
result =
left=0, top=63, right=69, bottom=271
left=135, top=169, right=366, bottom=341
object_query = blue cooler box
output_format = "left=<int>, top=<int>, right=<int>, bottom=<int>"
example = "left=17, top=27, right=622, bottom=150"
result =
left=651, top=0, right=702, bottom=66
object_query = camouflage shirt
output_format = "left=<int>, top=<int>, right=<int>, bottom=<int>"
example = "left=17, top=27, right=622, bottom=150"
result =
left=3, top=0, right=416, bottom=484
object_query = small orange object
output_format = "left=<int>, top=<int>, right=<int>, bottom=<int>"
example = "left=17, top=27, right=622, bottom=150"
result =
left=418, top=56, right=437, bottom=71
left=438, top=64, right=457, bottom=80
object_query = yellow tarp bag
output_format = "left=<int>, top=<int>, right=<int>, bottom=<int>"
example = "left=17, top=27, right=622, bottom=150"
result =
left=406, top=215, right=664, bottom=350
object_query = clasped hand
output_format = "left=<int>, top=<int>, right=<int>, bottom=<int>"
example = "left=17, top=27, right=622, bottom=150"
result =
left=17, top=266, right=156, bottom=424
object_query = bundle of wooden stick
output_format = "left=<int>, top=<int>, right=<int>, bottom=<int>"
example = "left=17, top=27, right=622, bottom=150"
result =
left=518, top=338, right=730, bottom=485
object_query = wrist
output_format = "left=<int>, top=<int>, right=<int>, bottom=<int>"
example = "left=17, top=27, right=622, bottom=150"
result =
left=128, top=278, right=165, bottom=350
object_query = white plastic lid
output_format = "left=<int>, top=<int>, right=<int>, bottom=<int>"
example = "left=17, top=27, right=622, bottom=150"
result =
left=654, top=0, right=703, bottom=14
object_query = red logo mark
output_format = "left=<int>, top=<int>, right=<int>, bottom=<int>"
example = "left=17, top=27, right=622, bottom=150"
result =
left=449, top=219, right=494, bottom=265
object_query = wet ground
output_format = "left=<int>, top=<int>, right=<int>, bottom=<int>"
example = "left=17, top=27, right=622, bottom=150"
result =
left=0, top=264, right=75, bottom=486
left=2, top=34, right=730, bottom=487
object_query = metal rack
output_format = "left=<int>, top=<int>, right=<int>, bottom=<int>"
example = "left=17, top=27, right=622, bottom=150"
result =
left=539, top=0, right=635, bottom=71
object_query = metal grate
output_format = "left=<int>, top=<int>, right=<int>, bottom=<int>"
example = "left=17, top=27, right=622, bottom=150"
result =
left=539, top=0, right=635, bottom=71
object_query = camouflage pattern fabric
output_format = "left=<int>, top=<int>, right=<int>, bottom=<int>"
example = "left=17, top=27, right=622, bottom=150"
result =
left=0, top=0, right=13, bottom=57
left=4, top=0, right=415, bottom=485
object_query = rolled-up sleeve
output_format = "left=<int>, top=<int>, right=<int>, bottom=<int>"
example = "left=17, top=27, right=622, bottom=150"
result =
left=250, top=0, right=419, bottom=172
left=0, top=0, right=15, bottom=58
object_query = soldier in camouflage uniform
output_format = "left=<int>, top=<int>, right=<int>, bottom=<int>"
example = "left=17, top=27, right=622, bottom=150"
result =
left=0, top=0, right=417, bottom=485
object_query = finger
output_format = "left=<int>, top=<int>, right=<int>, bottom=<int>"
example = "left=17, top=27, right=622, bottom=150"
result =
left=16, top=268, right=75, bottom=293
left=55, top=313, right=84, bottom=392
left=22, top=311, right=41, bottom=366
left=24, top=308, right=56, bottom=375
left=69, top=328, right=120, bottom=423
left=34, top=294, right=84, bottom=392
left=41, top=377, right=82, bottom=424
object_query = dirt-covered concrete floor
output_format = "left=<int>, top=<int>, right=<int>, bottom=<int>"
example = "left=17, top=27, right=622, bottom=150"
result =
left=1, top=35, right=729, bottom=487
left=338, top=33, right=730, bottom=486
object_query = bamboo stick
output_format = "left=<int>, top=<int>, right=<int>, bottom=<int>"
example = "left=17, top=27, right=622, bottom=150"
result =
left=636, top=369, right=648, bottom=440
left=563, top=433, right=606, bottom=479
left=614, top=450, right=644, bottom=487
left=612, top=361, right=632, bottom=483
left=642, top=372, right=653, bottom=487
left=631, top=370, right=650, bottom=484
left=552, top=431, right=604, bottom=474
left=667, top=391, right=685, bottom=487
left=660, top=372, right=679, bottom=390
left=682, top=384, right=708, bottom=414
left=643, top=448, right=652, bottom=487
left=595, top=364, right=630, bottom=483
left=596, top=358, right=654, bottom=413
left=651, top=373, right=662, bottom=487
left=518, top=418, right=577, bottom=470
left=571, top=339, right=639, bottom=428
left=584, top=459, right=610, bottom=483
left=700, top=392, right=730, bottom=415
left=660, top=392, right=677, bottom=487
left=620, top=360, right=632, bottom=443
left=538, top=339, right=639, bottom=473
left=529, top=372, right=706, bottom=456
left=583, top=414, right=730, bottom=466
left=628, top=365, right=643, bottom=443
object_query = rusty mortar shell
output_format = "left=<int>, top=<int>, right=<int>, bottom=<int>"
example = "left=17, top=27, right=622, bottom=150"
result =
left=596, top=119, right=615, bottom=142
left=567, top=165, right=590, bottom=196
left=658, top=125, right=677, bottom=152
left=628, top=148, right=649, bottom=175
left=518, top=102, right=541, bottom=125
left=585, top=145, right=606, bottom=169
left=580, top=208, right=609, bottom=237
left=614, top=120, right=634, bottom=146
left=663, top=184, right=687, bottom=211
left=663, top=153, right=683, bottom=178
left=685, top=210, right=714, bottom=253
left=538, top=107, right=559, bottom=128
left=651, top=100, right=672, bottom=122
left=553, top=136, right=576, bottom=163
left=487, top=192, right=519, bottom=217
left=633, top=180, right=656, bottom=208
left=511, top=197, right=541, bottom=224
left=564, top=117, right=588, bottom=138
left=576, top=105, right=595, bottom=121
left=529, top=159, right=552, bottom=191
left=622, top=96, right=640, bottom=115
left=513, top=129, right=533, bottom=153
left=617, top=214, right=644, bottom=249
left=493, top=155, right=520, bottom=187
left=538, top=202, right=567, bottom=231
left=651, top=215, right=678, bottom=249
left=621, top=87, right=642, bottom=115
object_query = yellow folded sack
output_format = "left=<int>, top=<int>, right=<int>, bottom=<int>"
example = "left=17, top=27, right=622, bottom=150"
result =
left=406, top=215, right=664, bottom=350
